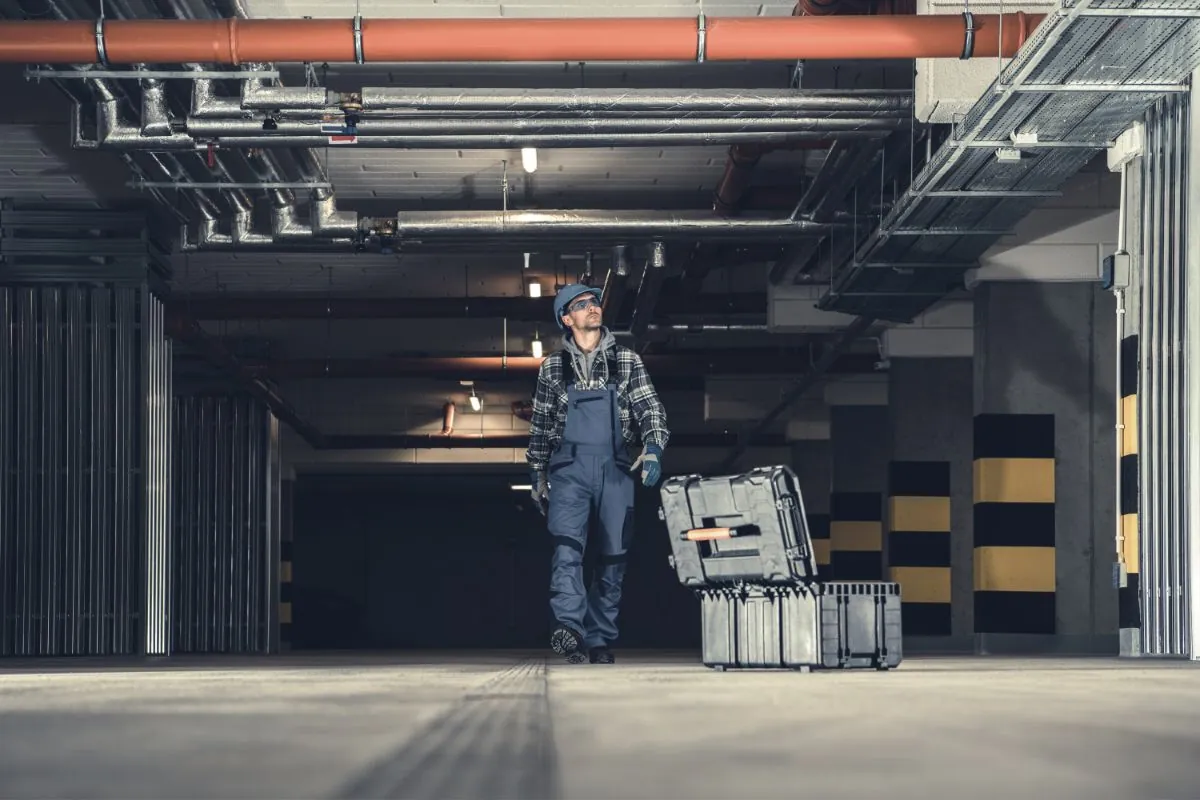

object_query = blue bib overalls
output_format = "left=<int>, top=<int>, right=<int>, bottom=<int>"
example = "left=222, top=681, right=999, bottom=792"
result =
left=546, top=373, right=635, bottom=650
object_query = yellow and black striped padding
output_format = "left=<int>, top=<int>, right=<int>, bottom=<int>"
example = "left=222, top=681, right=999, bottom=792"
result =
left=888, top=461, right=951, bottom=636
left=973, top=413, right=1056, bottom=634
left=831, top=492, right=883, bottom=580
left=807, top=513, right=831, bottom=577
left=280, top=539, right=293, bottom=649
left=1119, top=334, right=1140, bottom=632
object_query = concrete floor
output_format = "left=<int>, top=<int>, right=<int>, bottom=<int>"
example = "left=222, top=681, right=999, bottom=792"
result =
left=1, top=651, right=1198, bottom=799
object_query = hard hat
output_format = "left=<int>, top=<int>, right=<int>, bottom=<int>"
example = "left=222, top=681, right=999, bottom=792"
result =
left=553, top=283, right=603, bottom=330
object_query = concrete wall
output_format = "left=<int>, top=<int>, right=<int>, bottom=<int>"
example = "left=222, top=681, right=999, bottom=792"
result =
left=973, top=281, right=1118, bottom=653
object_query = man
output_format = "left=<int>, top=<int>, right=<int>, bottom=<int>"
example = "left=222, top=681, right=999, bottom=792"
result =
left=526, top=283, right=670, bottom=665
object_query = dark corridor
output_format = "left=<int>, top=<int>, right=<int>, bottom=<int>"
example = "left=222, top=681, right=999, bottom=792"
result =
left=290, top=473, right=701, bottom=651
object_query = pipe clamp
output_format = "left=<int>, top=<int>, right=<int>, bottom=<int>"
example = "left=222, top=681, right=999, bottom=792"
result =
left=94, top=18, right=108, bottom=66
left=696, top=14, right=707, bottom=63
left=353, top=16, right=364, bottom=65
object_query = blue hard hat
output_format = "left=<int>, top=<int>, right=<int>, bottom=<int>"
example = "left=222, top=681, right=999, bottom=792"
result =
left=553, top=283, right=603, bottom=330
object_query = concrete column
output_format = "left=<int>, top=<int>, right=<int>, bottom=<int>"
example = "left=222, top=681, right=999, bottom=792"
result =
left=828, top=378, right=889, bottom=581
left=792, top=436, right=832, bottom=576
left=888, top=357, right=974, bottom=649
left=973, top=281, right=1117, bottom=654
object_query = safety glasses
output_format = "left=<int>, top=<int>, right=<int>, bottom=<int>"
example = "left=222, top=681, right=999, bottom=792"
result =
left=568, top=296, right=600, bottom=313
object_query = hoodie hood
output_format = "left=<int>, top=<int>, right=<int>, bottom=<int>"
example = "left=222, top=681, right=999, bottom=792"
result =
left=563, top=326, right=617, bottom=389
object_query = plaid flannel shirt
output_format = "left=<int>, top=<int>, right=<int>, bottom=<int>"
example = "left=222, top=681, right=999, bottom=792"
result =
left=525, top=345, right=670, bottom=473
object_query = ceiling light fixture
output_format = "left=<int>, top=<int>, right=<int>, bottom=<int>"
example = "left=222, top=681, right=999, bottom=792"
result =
left=527, top=279, right=542, bottom=299
left=531, top=329, right=543, bottom=359
left=521, top=147, right=538, bottom=174
left=524, top=252, right=531, bottom=270
left=469, top=386, right=482, bottom=412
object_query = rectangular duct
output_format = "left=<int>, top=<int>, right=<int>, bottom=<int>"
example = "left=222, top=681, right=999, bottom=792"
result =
left=171, top=395, right=280, bottom=654
left=0, top=284, right=171, bottom=657
left=1137, top=91, right=1190, bottom=657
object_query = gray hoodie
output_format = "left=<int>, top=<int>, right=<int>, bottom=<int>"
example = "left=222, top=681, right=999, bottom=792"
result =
left=563, top=326, right=617, bottom=390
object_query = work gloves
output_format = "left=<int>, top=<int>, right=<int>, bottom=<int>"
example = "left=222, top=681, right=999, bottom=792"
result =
left=531, top=470, right=549, bottom=516
left=630, top=443, right=663, bottom=488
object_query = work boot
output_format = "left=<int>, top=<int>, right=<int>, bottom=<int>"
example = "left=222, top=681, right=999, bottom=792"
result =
left=589, top=646, right=615, bottom=664
left=550, top=625, right=587, bottom=664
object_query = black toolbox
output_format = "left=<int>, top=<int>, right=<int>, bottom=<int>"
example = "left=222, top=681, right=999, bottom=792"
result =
left=659, top=465, right=903, bottom=671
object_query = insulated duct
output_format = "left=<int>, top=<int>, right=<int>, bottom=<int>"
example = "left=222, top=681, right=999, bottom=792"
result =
left=356, top=209, right=848, bottom=249
left=198, top=84, right=914, bottom=116
left=182, top=115, right=904, bottom=138
left=0, top=13, right=1043, bottom=64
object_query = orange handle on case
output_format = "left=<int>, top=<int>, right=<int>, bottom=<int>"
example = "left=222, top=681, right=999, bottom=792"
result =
left=684, top=527, right=733, bottom=541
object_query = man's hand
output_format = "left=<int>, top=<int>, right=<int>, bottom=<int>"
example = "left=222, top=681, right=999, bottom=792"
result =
left=531, top=470, right=549, bottom=515
left=630, top=444, right=663, bottom=488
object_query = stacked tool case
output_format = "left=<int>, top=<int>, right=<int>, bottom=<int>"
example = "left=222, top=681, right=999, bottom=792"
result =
left=659, top=465, right=903, bottom=671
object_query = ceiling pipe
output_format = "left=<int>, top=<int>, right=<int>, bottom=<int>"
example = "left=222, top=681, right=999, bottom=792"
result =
left=167, top=291, right=767, bottom=321
left=206, top=84, right=913, bottom=117
left=107, top=130, right=891, bottom=150
left=183, top=115, right=906, bottom=139
left=246, top=351, right=874, bottom=380
left=0, top=13, right=1043, bottom=64
left=359, top=209, right=849, bottom=246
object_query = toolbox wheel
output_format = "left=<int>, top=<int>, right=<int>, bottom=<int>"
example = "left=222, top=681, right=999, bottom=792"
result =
left=792, top=666, right=812, bottom=674
left=708, top=665, right=727, bottom=672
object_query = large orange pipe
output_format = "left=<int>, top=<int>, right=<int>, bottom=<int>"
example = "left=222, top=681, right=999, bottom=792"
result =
left=0, top=13, right=1042, bottom=64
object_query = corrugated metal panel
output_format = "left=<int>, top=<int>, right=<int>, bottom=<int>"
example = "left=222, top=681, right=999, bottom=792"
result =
left=0, top=284, right=168, bottom=657
left=171, top=395, right=279, bottom=654
left=1137, top=91, right=1188, bottom=657
left=0, top=124, right=136, bottom=204
left=144, top=293, right=173, bottom=657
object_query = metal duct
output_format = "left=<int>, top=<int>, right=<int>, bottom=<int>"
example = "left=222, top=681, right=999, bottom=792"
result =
left=172, top=130, right=890, bottom=149
left=0, top=284, right=172, bottom=657
left=122, top=77, right=357, bottom=247
left=169, top=291, right=765, bottom=320
left=363, top=209, right=846, bottom=243
left=183, top=115, right=905, bottom=138
left=350, top=87, right=913, bottom=115
left=203, top=84, right=912, bottom=116
left=0, top=13, right=1044, bottom=64
left=1138, top=92, right=1190, bottom=657
left=172, top=395, right=279, bottom=654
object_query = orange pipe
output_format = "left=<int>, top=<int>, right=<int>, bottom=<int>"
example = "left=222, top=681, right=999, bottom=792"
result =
left=0, top=13, right=1042, bottom=64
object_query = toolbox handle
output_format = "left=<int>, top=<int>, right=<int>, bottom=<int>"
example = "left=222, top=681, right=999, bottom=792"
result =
left=682, top=525, right=759, bottom=541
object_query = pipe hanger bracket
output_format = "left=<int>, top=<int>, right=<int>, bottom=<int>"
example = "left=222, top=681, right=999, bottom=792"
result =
left=696, top=14, right=707, bottom=63
left=94, top=18, right=109, bottom=66
left=353, top=15, right=364, bottom=65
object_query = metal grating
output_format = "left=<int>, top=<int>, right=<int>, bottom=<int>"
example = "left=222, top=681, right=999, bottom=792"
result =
left=171, top=395, right=280, bottom=654
left=0, top=284, right=172, bottom=657
left=820, top=0, right=1200, bottom=322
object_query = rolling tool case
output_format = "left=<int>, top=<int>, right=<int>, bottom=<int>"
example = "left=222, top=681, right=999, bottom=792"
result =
left=659, top=465, right=903, bottom=671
